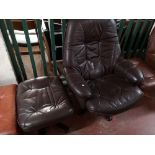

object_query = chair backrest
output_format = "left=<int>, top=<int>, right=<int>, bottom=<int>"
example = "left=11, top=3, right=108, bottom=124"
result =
left=63, top=19, right=121, bottom=80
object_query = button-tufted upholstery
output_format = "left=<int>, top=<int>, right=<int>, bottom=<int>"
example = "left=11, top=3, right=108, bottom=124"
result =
left=64, top=20, right=121, bottom=80
left=63, top=19, right=144, bottom=115
left=17, top=76, right=73, bottom=132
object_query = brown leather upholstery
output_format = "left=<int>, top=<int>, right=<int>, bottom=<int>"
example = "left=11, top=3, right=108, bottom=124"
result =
left=129, top=27, right=155, bottom=90
left=0, top=84, right=17, bottom=135
left=17, top=76, right=73, bottom=132
left=63, top=19, right=144, bottom=115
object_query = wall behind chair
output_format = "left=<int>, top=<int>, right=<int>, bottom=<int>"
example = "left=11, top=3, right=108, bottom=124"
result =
left=0, top=30, right=17, bottom=86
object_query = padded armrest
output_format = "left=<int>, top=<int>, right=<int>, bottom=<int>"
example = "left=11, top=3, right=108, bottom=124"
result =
left=114, top=58, right=144, bottom=85
left=64, top=67, right=92, bottom=98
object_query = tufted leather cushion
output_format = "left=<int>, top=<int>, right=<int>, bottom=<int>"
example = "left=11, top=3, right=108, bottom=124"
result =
left=86, top=74, right=143, bottom=114
left=64, top=19, right=121, bottom=80
left=64, top=19, right=144, bottom=115
left=17, top=76, right=74, bottom=132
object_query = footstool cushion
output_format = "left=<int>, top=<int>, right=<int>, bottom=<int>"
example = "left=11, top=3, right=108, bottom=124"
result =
left=17, top=76, right=74, bottom=132
left=0, top=84, right=17, bottom=135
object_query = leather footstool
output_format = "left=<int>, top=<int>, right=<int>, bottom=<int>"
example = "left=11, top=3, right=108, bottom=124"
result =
left=0, top=84, right=17, bottom=135
left=17, top=76, right=74, bottom=132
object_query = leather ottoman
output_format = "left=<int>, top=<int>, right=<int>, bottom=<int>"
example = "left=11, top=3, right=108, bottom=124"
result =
left=17, top=76, right=74, bottom=132
left=0, top=84, right=17, bottom=135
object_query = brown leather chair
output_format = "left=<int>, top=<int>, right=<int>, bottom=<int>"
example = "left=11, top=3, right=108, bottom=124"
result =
left=129, top=27, right=155, bottom=90
left=63, top=19, right=144, bottom=120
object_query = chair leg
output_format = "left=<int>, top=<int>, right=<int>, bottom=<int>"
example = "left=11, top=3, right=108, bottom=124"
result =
left=56, top=123, right=70, bottom=133
left=105, top=115, right=113, bottom=121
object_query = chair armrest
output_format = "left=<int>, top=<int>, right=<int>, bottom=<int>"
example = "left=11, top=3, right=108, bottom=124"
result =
left=64, top=67, right=92, bottom=98
left=114, top=58, right=144, bottom=85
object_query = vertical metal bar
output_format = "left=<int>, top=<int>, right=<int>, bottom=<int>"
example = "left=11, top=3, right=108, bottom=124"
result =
left=5, top=19, right=27, bottom=80
left=139, top=20, right=155, bottom=58
left=0, top=19, right=23, bottom=82
left=122, top=20, right=134, bottom=57
left=61, top=19, right=66, bottom=46
left=127, top=19, right=141, bottom=58
left=133, top=20, right=149, bottom=57
left=22, top=19, right=38, bottom=78
left=35, top=19, right=48, bottom=76
left=119, top=29, right=126, bottom=52
left=118, top=19, right=126, bottom=40
left=141, top=20, right=155, bottom=50
left=49, top=19, right=57, bottom=76
left=60, top=19, right=67, bottom=80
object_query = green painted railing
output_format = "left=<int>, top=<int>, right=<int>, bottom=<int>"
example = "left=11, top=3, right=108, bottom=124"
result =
left=49, top=19, right=58, bottom=76
left=35, top=19, right=48, bottom=76
left=5, top=19, right=27, bottom=80
left=22, top=19, right=38, bottom=78
left=0, top=19, right=154, bottom=83
left=118, top=19, right=155, bottom=59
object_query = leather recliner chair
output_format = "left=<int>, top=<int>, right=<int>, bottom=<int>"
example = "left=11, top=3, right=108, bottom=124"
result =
left=63, top=19, right=144, bottom=120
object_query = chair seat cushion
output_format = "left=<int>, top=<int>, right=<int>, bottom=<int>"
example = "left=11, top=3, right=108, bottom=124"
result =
left=86, top=74, right=143, bottom=115
left=17, top=76, right=73, bottom=132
